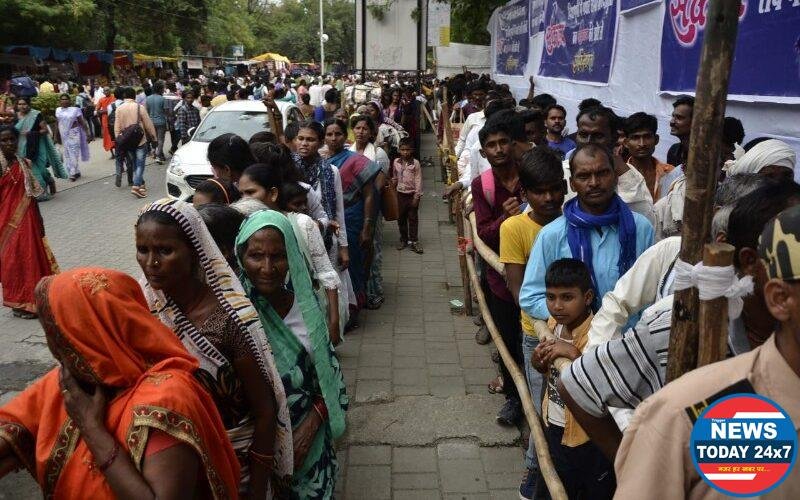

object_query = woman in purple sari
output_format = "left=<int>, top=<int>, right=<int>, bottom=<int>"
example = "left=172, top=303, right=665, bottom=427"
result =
left=323, top=118, right=381, bottom=329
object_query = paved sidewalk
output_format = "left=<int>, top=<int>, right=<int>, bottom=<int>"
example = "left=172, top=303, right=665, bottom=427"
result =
left=335, top=134, right=525, bottom=499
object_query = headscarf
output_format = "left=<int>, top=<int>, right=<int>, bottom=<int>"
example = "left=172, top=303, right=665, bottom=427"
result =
left=235, top=210, right=348, bottom=440
left=0, top=268, right=240, bottom=499
left=137, top=198, right=293, bottom=481
left=726, top=139, right=797, bottom=176
left=563, top=195, right=638, bottom=300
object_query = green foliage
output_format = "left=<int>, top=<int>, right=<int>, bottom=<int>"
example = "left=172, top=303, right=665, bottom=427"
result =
left=447, top=0, right=506, bottom=45
left=31, top=93, right=67, bottom=122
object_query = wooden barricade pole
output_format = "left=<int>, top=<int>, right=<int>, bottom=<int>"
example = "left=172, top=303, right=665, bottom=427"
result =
left=455, top=192, right=473, bottom=316
left=697, top=243, right=736, bottom=367
left=464, top=256, right=567, bottom=500
left=666, top=0, right=740, bottom=382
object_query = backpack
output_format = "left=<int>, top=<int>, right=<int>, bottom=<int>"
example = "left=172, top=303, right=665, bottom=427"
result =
left=480, top=169, right=496, bottom=206
left=10, top=76, right=37, bottom=98
left=107, top=102, right=118, bottom=138
left=115, top=104, right=144, bottom=152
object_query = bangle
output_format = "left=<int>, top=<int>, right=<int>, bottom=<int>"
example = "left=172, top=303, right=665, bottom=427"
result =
left=98, top=441, right=120, bottom=472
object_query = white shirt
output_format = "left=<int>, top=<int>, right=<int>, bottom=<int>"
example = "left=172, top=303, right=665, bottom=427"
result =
left=587, top=236, right=681, bottom=349
left=283, top=298, right=311, bottom=352
left=455, top=110, right=485, bottom=157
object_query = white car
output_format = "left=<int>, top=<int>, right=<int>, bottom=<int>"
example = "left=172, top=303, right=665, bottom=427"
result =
left=166, top=100, right=304, bottom=200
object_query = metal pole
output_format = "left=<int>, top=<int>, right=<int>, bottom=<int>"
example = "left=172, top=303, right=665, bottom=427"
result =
left=319, top=0, right=325, bottom=75
left=360, top=0, right=367, bottom=81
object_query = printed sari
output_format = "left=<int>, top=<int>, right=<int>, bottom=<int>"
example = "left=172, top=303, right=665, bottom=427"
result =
left=15, top=109, right=66, bottom=199
left=0, top=268, right=240, bottom=499
left=327, top=149, right=381, bottom=308
left=138, top=199, right=294, bottom=495
left=236, top=210, right=348, bottom=500
left=0, top=155, right=58, bottom=313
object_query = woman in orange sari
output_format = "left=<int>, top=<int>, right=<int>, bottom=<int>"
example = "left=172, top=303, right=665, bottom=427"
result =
left=0, top=125, right=59, bottom=318
left=0, top=268, right=240, bottom=499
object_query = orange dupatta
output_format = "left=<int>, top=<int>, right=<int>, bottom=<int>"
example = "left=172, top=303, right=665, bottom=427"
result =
left=0, top=268, right=240, bottom=499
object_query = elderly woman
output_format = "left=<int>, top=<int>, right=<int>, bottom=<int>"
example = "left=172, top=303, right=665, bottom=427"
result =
left=349, top=114, right=390, bottom=310
left=54, top=93, right=92, bottom=181
left=136, top=199, right=293, bottom=498
left=236, top=210, right=348, bottom=499
left=15, top=96, right=66, bottom=198
left=0, top=268, right=240, bottom=498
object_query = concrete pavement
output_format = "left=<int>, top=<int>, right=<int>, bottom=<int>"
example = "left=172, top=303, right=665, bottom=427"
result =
left=0, top=135, right=526, bottom=499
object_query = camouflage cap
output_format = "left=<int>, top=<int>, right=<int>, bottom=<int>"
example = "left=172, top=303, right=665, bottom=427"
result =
left=758, top=205, right=800, bottom=281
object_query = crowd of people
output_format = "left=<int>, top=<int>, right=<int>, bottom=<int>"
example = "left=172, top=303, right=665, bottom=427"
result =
left=1, top=62, right=799, bottom=499
left=438, top=72, right=799, bottom=498
left=0, top=66, right=436, bottom=498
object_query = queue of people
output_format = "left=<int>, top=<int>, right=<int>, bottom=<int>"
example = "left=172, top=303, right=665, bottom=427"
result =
left=440, top=72, right=799, bottom=499
left=0, top=76, right=432, bottom=498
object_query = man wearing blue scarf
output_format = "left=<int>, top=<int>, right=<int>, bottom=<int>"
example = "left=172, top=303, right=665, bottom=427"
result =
left=520, top=143, right=654, bottom=320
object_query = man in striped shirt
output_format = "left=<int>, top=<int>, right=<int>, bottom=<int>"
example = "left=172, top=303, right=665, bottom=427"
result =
left=558, top=181, right=800, bottom=461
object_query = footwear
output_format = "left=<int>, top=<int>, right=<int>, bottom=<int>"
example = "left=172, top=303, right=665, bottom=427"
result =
left=487, top=375, right=504, bottom=394
left=410, top=242, right=424, bottom=254
left=496, top=398, right=522, bottom=426
left=396, top=241, right=407, bottom=251
left=12, top=309, right=37, bottom=320
left=519, top=468, right=538, bottom=500
left=115, top=173, right=121, bottom=187
left=475, top=324, right=491, bottom=345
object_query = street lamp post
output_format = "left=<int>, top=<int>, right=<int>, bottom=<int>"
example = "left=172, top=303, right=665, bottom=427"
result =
left=319, top=0, right=325, bottom=75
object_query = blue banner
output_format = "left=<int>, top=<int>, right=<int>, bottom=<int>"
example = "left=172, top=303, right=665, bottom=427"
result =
left=530, top=0, right=546, bottom=33
left=495, top=0, right=530, bottom=75
left=538, top=0, right=618, bottom=84
left=660, top=0, right=800, bottom=100
left=621, top=0, right=661, bottom=14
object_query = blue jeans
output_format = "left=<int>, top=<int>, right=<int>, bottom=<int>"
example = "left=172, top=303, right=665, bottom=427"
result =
left=125, top=145, right=147, bottom=187
left=523, top=334, right=543, bottom=470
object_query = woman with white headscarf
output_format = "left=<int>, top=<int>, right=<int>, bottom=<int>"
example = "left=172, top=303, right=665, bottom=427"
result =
left=726, top=138, right=797, bottom=181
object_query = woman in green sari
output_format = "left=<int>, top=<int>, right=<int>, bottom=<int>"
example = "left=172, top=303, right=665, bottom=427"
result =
left=236, top=209, right=348, bottom=499
left=14, top=97, right=66, bottom=200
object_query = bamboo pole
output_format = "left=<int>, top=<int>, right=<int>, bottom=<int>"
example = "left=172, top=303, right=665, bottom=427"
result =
left=455, top=191, right=473, bottom=316
left=697, top=243, right=735, bottom=367
left=666, top=0, right=740, bottom=382
left=467, top=212, right=505, bottom=276
left=465, top=256, right=567, bottom=500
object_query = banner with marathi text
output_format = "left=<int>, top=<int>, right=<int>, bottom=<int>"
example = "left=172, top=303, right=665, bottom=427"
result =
left=495, top=0, right=530, bottom=75
left=660, top=0, right=800, bottom=100
left=538, top=0, right=619, bottom=84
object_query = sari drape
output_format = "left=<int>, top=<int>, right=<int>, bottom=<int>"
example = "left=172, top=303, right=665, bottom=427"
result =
left=138, top=199, right=294, bottom=492
left=328, top=150, right=381, bottom=306
left=15, top=110, right=66, bottom=196
left=0, top=268, right=240, bottom=499
left=236, top=211, right=348, bottom=500
left=0, top=157, right=58, bottom=312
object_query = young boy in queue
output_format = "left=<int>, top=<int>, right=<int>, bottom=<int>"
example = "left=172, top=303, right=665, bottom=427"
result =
left=499, top=146, right=567, bottom=499
left=471, top=115, right=524, bottom=425
left=531, top=258, right=615, bottom=499
left=393, top=137, right=424, bottom=254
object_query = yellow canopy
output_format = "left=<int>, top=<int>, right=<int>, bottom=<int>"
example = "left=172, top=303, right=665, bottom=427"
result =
left=134, top=53, right=178, bottom=64
left=251, top=52, right=291, bottom=64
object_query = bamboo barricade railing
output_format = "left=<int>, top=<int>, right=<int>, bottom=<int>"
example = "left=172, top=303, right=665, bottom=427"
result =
left=464, top=244, right=568, bottom=500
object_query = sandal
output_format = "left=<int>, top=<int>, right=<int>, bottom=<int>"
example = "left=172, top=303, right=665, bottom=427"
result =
left=12, top=309, right=37, bottom=320
left=487, top=375, right=504, bottom=394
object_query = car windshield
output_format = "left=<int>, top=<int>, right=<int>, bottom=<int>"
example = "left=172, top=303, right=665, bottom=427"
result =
left=191, top=110, right=271, bottom=143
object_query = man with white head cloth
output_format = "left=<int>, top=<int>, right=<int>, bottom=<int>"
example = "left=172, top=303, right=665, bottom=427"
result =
left=725, top=138, right=797, bottom=181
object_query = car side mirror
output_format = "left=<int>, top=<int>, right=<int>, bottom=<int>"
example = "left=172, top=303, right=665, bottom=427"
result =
left=187, top=127, right=196, bottom=138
